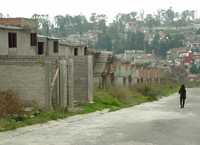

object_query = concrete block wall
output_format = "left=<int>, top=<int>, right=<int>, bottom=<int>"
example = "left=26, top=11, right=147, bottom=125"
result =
left=0, top=55, right=93, bottom=109
left=58, top=58, right=74, bottom=108
left=73, top=56, right=93, bottom=104
left=0, top=58, right=50, bottom=108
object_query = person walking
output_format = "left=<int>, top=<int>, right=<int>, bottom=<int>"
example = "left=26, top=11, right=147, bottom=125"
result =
left=179, top=84, right=186, bottom=108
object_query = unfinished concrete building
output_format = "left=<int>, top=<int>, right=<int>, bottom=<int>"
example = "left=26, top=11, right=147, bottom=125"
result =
left=0, top=18, right=93, bottom=109
left=93, top=51, right=113, bottom=89
left=0, top=18, right=37, bottom=56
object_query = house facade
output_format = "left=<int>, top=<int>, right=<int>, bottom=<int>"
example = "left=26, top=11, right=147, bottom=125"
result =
left=0, top=21, right=37, bottom=56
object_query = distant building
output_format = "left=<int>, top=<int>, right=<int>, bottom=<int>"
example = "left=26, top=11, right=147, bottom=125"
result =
left=112, top=61, right=138, bottom=86
left=59, top=40, right=88, bottom=57
left=117, top=50, right=155, bottom=65
left=167, top=47, right=190, bottom=66
left=182, top=51, right=193, bottom=66
left=93, top=51, right=113, bottom=88
left=137, top=68, right=161, bottom=84
left=188, top=41, right=200, bottom=49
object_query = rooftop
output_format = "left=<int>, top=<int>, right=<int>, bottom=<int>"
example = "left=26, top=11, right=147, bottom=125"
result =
left=37, top=35, right=60, bottom=40
left=0, top=18, right=37, bottom=30
left=0, top=24, right=23, bottom=30
left=59, top=39, right=87, bottom=47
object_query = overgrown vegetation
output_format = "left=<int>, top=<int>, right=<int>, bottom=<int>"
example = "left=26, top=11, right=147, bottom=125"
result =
left=0, top=83, right=178, bottom=132
left=0, top=90, right=24, bottom=118
left=186, top=81, right=200, bottom=88
left=82, top=83, right=179, bottom=113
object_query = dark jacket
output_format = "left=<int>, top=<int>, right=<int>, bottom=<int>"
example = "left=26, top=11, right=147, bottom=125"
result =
left=179, top=85, right=186, bottom=98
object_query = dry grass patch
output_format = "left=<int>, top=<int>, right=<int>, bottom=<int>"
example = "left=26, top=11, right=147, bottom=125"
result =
left=0, top=90, right=24, bottom=118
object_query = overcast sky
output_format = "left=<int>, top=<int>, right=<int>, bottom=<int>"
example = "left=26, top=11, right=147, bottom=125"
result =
left=1, top=0, right=200, bottom=20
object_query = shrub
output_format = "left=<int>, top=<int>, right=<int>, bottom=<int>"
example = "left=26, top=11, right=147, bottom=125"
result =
left=0, top=90, right=24, bottom=118
left=109, top=87, right=133, bottom=103
left=134, top=84, right=151, bottom=96
left=94, top=90, right=122, bottom=107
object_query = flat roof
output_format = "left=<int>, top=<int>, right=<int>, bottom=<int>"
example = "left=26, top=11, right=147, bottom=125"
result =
left=0, top=24, right=23, bottom=30
left=37, top=35, right=60, bottom=40
left=59, top=40, right=86, bottom=47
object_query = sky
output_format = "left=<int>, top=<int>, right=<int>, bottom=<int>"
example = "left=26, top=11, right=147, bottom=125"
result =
left=1, top=0, right=200, bottom=21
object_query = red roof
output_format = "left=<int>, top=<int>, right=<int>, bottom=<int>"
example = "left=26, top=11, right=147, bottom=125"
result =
left=0, top=18, right=37, bottom=29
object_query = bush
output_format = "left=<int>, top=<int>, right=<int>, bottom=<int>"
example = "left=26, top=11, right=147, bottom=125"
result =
left=94, top=90, right=123, bottom=107
left=0, top=90, right=24, bottom=118
left=109, top=87, right=133, bottom=103
left=134, top=84, right=158, bottom=97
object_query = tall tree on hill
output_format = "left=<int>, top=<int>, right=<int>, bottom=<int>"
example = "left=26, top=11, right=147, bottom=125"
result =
left=163, top=7, right=175, bottom=26
left=32, top=14, right=52, bottom=36
left=145, top=14, right=156, bottom=31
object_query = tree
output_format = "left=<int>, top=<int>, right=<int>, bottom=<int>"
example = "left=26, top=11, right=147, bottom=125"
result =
left=145, top=14, right=156, bottom=31
left=190, top=63, right=200, bottom=74
left=163, top=7, right=175, bottom=25
left=0, top=13, right=3, bottom=18
left=135, top=31, right=145, bottom=50
left=32, top=14, right=52, bottom=36
left=96, top=33, right=112, bottom=51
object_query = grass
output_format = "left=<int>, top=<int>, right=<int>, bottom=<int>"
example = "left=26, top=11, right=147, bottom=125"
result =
left=0, top=83, right=179, bottom=132
left=82, top=83, right=179, bottom=113
left=0, top=111, right=76, bottom=132
left=186, top=81, right=200, bottom=88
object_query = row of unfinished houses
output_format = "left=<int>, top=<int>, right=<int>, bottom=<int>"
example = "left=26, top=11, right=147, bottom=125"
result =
left=94, top=52, right=161, bottom=89
left=0, top=18, right=162, bottom=110
left=0, top=18, right=94, bottom=109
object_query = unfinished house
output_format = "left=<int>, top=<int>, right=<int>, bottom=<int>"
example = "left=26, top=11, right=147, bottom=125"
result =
left=59, top=41, right=93, bottom=104
left=37, top=35, right=60, bottom=56
left=93, top=51, right=113, bottom=89
left=59, top=40, right=88, bottom=57
left=0, top=18, right=93, bottom=109
left=0, top=18, right=37, bottom=56
left=137, top=68, right=161, bottom=84
left=112, top=61, right=138, bottom=86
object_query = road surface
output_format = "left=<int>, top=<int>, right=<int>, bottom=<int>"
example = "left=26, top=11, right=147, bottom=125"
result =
left=0, top=88, right=200, bottom=145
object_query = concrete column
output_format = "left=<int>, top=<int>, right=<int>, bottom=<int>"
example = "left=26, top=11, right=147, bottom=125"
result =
left=59, top=59, right=67, bottom=108
left=45, top=60, right=53, bottom=110
left=68, top=58, right=74, bottom=108
left=87, top=55, right=93, bottom=103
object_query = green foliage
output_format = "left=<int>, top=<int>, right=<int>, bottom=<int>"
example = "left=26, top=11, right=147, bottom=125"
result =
left=148, top=32, right=184, bottom=57
left=187, top=81, right=200, bottom=88
left=96, top=33, right=112, bottom=50
left=83, top=83, right=178, bottom=113
left=31, top=7, right=195, bottom=56
left=0, top=110, right=74, bottom=132
left=196, top=29, right=200, bottom=35
left=190, top=63, right=200, bottom=74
